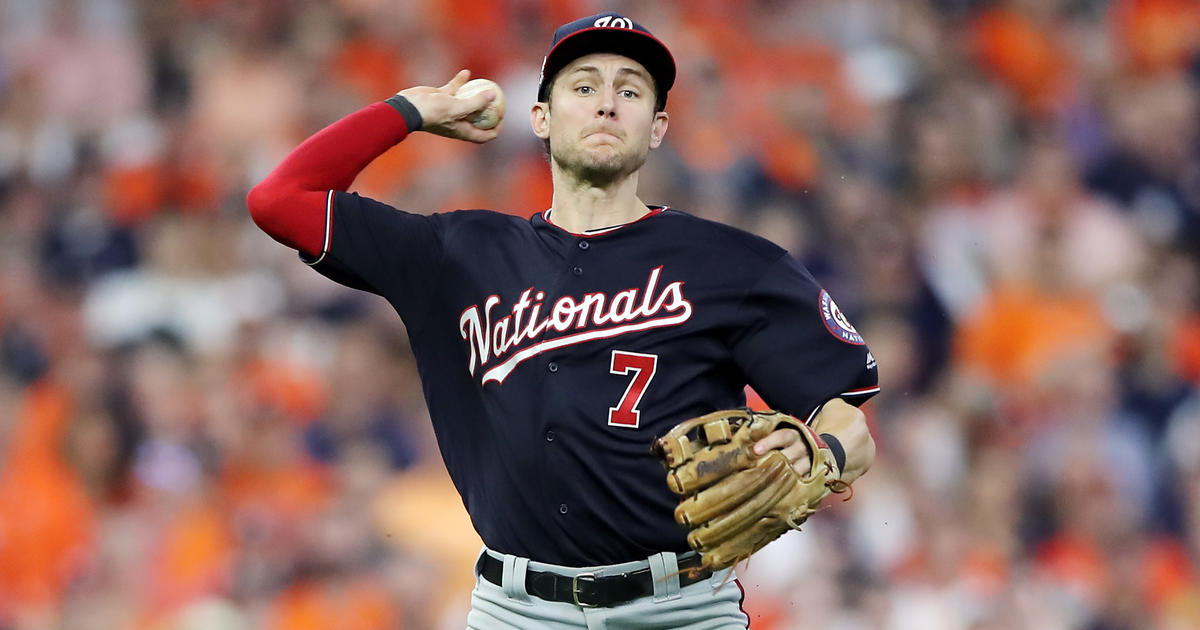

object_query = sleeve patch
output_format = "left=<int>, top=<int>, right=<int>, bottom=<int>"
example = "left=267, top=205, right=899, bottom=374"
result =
left=819, top=290, right=865, bottom=345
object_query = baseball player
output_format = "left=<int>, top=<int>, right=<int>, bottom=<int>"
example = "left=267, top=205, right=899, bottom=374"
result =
left=248, top=12, right=879, bottom=629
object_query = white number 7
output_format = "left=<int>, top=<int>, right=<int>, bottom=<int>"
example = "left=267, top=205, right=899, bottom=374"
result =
left=608, top=351, right=658, bottom=428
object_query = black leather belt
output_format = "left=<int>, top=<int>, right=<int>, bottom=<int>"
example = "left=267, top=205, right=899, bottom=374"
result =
left=477, top=552, right=712, bottom=608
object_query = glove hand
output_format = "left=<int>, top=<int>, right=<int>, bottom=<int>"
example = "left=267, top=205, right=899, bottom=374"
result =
left=398, top=70, right=501, bottom=143
left=652, top=409, right=848, bottom=572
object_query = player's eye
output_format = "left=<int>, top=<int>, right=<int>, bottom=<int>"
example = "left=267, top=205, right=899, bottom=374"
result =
left=620, top=89, right=639, bottom=99
left=575, top=85, right=595, bottom=95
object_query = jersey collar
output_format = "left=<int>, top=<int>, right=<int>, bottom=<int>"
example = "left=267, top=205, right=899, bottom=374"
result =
left=539, top=206, right=667, bottom=238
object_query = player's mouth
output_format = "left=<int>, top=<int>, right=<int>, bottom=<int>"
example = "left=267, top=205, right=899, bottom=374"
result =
left=587, top=134, right=621, bottom=146
left=583, top=125, right=624, bottom=142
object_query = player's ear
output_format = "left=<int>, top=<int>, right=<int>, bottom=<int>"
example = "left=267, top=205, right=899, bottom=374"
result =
left=531, top=102, right=550, bottom=140
left=649, top=111, right=669, bottom=149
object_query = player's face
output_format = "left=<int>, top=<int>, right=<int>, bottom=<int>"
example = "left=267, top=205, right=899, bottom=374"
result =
left=532, top=53, right=669, bottom=185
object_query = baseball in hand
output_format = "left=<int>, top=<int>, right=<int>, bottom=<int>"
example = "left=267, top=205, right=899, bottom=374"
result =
left=455, top=78, right=505, bottom=130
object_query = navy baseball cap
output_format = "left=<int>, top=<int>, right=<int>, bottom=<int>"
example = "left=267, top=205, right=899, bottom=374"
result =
left=537, top=12, right=676, bottom=107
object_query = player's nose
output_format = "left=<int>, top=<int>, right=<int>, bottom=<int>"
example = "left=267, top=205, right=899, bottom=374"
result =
left=596, top=87, right=617, bottom=118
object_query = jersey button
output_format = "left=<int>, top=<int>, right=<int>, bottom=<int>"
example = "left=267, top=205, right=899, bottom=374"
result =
left=547, top=362, right=559, bottom=373
left=571, top=266, right=583, bottom=276
left=545, top=430, right=555, bottom=442
left=578, top=241, right=589, bottom=250
left=559, top=504, right=568, bottom=514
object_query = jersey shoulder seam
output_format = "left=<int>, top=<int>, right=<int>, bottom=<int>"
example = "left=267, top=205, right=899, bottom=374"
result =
left=661, top=210, right=789, bottom=264
left=732, top=249, right=793, bottom=315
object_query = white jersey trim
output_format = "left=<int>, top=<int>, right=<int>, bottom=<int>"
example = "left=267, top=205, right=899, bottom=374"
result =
left=543, top=207, right=666, bottom=236
left=803, top=387, right=881, bottom=425
left=841, top=386, right=881, bottom=397
left=303, top=189, right=334, bottom=267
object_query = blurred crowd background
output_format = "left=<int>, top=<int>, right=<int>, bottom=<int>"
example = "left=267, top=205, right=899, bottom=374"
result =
left=1, top=0, right=1199, bottom=628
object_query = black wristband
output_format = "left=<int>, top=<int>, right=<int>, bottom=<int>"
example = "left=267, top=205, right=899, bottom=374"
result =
left=819, top=433, right=846, bottom=475
left=384, top=94, right=424, bottom=133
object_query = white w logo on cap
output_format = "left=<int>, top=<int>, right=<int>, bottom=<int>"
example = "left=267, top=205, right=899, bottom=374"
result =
left=593, top=15, right=633, bottom=29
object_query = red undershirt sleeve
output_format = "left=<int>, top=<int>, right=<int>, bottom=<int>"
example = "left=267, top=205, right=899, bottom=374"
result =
left=245, top=101, right=414, bottom=257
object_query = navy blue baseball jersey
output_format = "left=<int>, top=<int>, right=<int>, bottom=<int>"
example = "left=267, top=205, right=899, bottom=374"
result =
left=305, top=190, right=879, bottom=566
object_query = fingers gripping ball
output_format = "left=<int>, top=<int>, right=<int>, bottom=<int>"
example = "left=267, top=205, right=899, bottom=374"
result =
left=652, top=409, right=847, bottom=571
left=455, top=78, right=505, bottom=130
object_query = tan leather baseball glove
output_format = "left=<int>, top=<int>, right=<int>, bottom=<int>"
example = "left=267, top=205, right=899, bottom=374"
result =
left=651, top=408, right=847, bottom=571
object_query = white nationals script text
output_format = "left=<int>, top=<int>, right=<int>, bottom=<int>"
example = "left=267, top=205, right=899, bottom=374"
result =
left=458, top=266, right=693, bottom=385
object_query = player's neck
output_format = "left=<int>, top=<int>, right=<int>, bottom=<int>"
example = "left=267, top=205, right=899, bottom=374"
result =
left=548, top=171, right=647, bottom=233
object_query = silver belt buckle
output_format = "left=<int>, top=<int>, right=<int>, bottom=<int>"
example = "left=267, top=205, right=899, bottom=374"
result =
left=571, top=572, right=598, bottom=607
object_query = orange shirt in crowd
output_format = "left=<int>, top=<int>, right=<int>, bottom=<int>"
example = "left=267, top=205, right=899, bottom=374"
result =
left=144, top=499, right=234, bottom=614
left=954, top=284, right=1112, bottom=393
left=1171, top=314, right=1200, bottom=385
left=240, top=358, right=329, bottom=424
left=0, top=382, right=95, bottom=613
left=1113, top=0, right=1200, bottom=74
left=1035, top=533, right=1200, bottom=623
left=263, top=577, right=398, bottom=630
left=970, top=6, right=1072, bottom=117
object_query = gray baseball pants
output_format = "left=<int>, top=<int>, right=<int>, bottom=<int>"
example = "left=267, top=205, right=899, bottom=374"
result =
left=467, top=548, right=751, bottom=629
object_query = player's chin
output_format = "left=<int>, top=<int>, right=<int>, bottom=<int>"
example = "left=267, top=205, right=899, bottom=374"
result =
left=585, top=144, right=646, bottom=167
left=554, top=146, right=642, bottom=181
left=561, top=147, right=615, bottom=168
left=580, top=141, right=622, bottom=160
